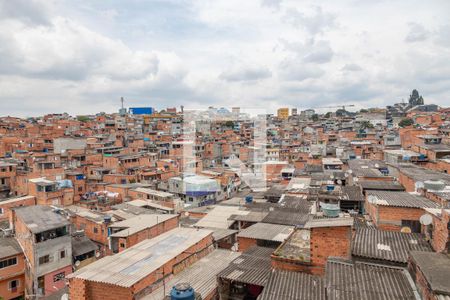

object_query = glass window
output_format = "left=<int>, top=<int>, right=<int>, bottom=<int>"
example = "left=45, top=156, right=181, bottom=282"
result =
left=0, top=257, right=17, bottom=269
left=39, top=255, right=50, bottom=265
left=9, top=279, right=19, bottom=290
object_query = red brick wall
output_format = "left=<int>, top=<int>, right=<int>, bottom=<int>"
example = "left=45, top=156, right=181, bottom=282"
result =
left=70, top=279, right=133, bottom=300
left=377, top=206, right=425, bottom=232
left=70, top=234, right=214, bottom=300
left=237, top=237, right=257, bottom=252
left=430, top=210, right=449, bottom=253
left=408, top=258, right=436, bottom=300
left=309, top=226, right=352, bottom=271
left=0, top=253, right=25, bottom=299
left=272, top=226, right=352, bottom=276
left=0, top=196, right=36, bottom=222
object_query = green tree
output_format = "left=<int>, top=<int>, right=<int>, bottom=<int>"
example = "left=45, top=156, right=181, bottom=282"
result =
left=360, top=121, right=374, bottom=130
left=399, top=118, right=414, bottom=127
left=311, top=114, right=319, bottom=121
left=77, top=115, right=89, bottom=123
left=324, top=112, right=332, bottom=118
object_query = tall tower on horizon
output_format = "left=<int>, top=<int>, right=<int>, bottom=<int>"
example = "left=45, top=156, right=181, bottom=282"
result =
left=119, top=97, right=127, bottom=116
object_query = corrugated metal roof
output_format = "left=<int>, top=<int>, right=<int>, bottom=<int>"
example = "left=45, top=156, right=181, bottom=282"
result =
left=217, top=246, right=273, bottom=286
left=206, top=227, right=238, bottom=241
left=326, top=259, right=417, bottom=300
left=229, top=211, right=269, bottom=222
left=68, top=227, right=213, bottom=288
left=263, top=210, right=309, bottom=226
left=352, top=228, right=432, bottom=263
left=358, top=180, right=405, bottom=191
left=258, top=269, right=326, bottom=300
left=366, top=191, right=440, bottom=208
left=340, top=186, right=364, bottom=202
left=143, top=249, right=240, bottom=300
left=396, top=164, right=450, bottom=185
left=305, top=216, right=354, bottom=228
left=109, top=214, right=178, bottom=237
left=281, top=195, right=313, bottom=212
left=237, top=223, right=294, bottom=242
left=195, top=206, right=249, bottom=229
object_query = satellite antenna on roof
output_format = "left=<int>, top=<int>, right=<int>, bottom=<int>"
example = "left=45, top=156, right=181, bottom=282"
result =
left=419, top=214, right=432, bottom=226
left=401, top=227, right=412, bottom=233
left=415, top=181, right=424, bottom=192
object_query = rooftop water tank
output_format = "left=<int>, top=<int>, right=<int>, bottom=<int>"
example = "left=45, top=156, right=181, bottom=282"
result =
left=245, top=195, right=253, bottom=204
left=170, top=283, right=195, bottom=300
left=320, top=202, right=340, bottom=218
left=103, top=215, right=112, bottom=224
left=326, top=185, right=335, bottom=192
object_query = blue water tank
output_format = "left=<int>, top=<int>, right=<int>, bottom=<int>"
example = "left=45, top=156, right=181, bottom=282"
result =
left=170, top=283, right=195, bottom=300
left=326, top=185, right=335, bottom=191
left=320, top=202, right=340, bottom=218
left=245, top=195, right=253, bottom=204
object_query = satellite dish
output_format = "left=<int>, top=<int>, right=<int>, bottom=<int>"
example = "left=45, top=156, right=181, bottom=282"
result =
left=374, top=163, right=379, bottom=168
left=347, top=170, right=353, bottom=174
left=401, top=227, right=412, bottom=233
left=95, top=251, right=101, bottom=258
left=61, top=294, right=69, bottom=300
left=420, top=214, right=433, bottom=226
left=75, top=260, right=81, bottom=267
left=415, top=181, right=424, bottom=191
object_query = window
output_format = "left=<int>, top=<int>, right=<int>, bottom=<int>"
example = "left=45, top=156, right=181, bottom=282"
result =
left=39, top=255, right=50, bottom=265
left=53, top=272, right=65, bottom=282
left=401, top=220, right=421, bottom=233
left=0, top=257, right=17, bottom=269
left=60, top=250, right=66, bottom=259
left=93, top=227, right=98, bottom=234
left=120, top=243, right=125, bottom=248
left=9, top=279, right=19, bottom=292
left=0, top=208, right=3, bottom=215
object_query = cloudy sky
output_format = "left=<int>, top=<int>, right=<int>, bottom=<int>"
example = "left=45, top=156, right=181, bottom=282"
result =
left=0, top=0, right=449, bottom=117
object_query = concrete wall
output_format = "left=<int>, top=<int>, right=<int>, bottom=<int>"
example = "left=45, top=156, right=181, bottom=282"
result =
left=54, top=138, right=87, bottom=154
